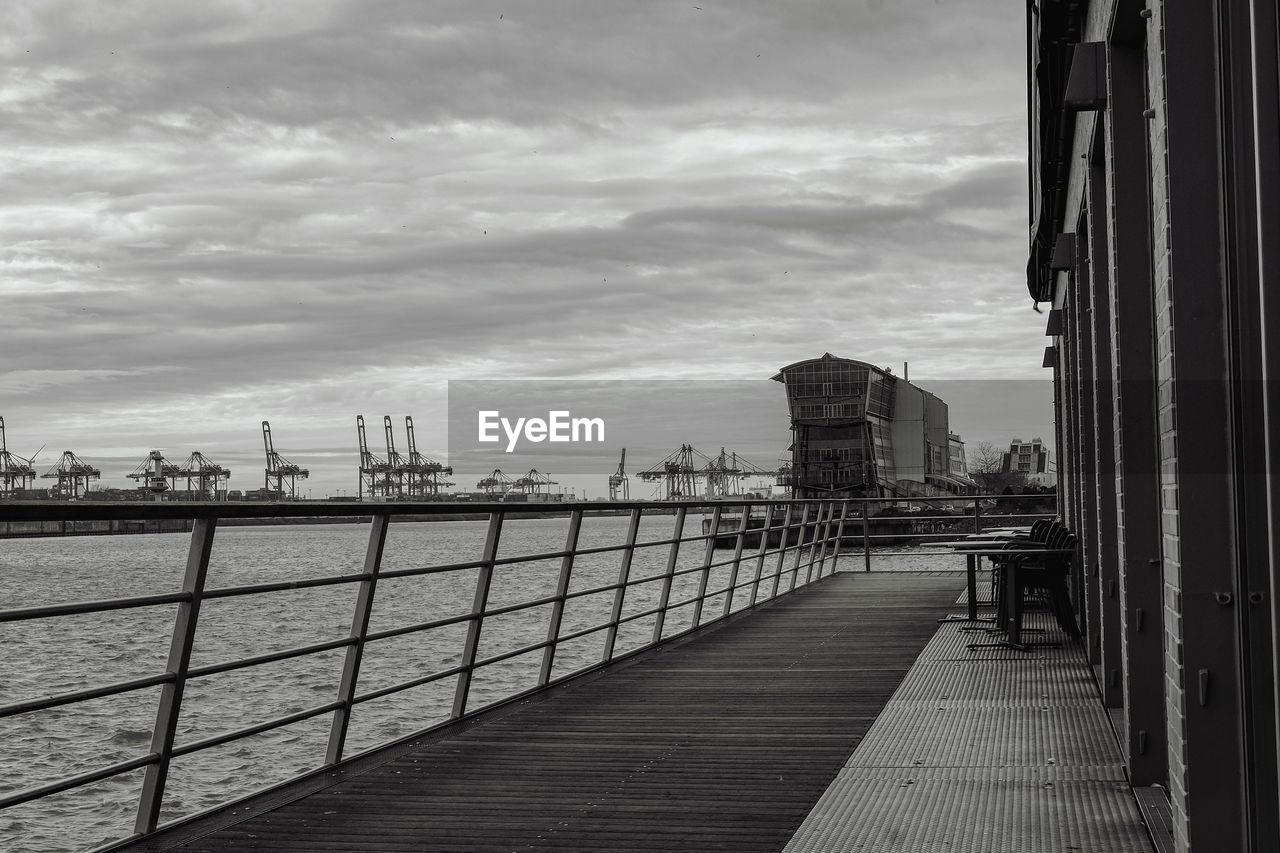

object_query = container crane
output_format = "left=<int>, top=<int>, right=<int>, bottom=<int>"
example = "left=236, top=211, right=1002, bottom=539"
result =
left=608, top=448, right=629, bottom=501
left=404, top=416, right=453, bottom=497
left=0, top=417, right=37, bottom=498
left=382, top=415, right=409, bottom=499
left=638, top=444, right=783, bottom=500
left=127, top=451, right=180, bottom=498
left=476, top=469, right=514, bottom=496
left=637, top=444, right=700, bottom=500
left=176, top=452, right=231, bottom=500
left=263, top=421, right=310, bottom=500
left=511, top=469, right=557, bottom=494
left=41, top=451, right=100, bottom=500
left=357, top=415, right=389, bottom=500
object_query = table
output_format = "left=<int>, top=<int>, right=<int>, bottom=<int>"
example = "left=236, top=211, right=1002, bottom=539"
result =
left=937, top=542, right=1077, bottom=647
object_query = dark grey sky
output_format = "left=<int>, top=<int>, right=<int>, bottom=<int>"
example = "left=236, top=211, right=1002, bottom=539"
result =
left=2, top=1, right=1050, bottom=496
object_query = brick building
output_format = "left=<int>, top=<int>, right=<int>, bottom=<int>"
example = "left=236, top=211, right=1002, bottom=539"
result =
left=1028, top=2, right=1279, bottom=850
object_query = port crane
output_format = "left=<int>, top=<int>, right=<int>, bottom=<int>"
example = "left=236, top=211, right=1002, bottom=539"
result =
left=404, top=416, right=453, bottom=497
left=511, top=469, right=556, bottom=495
left=0, top=417, right=37, bottom=498
left=356, top=415, right=390, bottom=500
left=42, top=450, right=101, bottom=500
left=127, top=451, right=181, bottom=497
left=637, top=444, right=783, bottom=500
left=476, top=469, right=514, bottom=496
left=176, top=452, right=230, bottom=500
left=382, top=416, right=410, bottom=498
left=608, top=448, right=629, bottom=501
left=263, top=421, right=310, bottom=500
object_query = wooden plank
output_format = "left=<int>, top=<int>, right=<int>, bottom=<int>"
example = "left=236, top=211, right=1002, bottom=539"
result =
left=147, top=573, right=962, bottom=853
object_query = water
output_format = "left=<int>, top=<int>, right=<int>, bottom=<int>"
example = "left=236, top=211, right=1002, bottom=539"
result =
left=0, top=514, right=955, bottom=852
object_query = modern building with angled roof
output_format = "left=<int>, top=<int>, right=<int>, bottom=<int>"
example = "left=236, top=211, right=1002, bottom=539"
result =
left=772, top=353, right=975, bottom=499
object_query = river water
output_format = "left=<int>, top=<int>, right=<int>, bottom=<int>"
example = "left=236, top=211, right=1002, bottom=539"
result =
left=0, top=514, right=953, bottom=853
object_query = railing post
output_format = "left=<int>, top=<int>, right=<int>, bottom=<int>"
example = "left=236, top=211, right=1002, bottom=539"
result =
left=788, top=502, right=812, bottom=591
left=974, top=495, right=984, bottom=535
left=602, top=509, right=642, bottom=662
left=749, top=504, right=778, bottom=605
left=721, top=504, right=751, bottom=617
left=828, top=501, right=849, bottom=576
left=325, top=512, right=390, bottom=765
left=770, top=503, right=796, bottom=599
left=807, top=503, right=833, bottom=584
left=651, top=507, right=687, bottom=643
left=452, top=512, right=504, bottom=719
left=690, top=506, right=722, bottom=627
left=539, top=510, right=583, bottom=686
left=135, top=517, right=217, bottom=835
left=862, top=499, right=871, bottom=572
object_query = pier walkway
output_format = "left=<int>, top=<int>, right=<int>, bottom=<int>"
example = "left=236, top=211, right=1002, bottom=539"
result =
left=126, top=570, right=1154, bottom=853
left=130, top=572, right=959, bottom=852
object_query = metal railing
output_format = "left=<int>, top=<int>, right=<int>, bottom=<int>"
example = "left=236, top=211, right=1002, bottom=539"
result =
left=0, top=498, right=851, bottom=851
left=0, top=492, right=1054, bottom=852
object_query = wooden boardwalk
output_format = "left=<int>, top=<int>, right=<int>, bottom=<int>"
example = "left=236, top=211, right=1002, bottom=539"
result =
left=138, top=572, right=963, bottom=853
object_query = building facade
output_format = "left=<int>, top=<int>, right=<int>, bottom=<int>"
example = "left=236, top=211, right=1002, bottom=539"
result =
left=1000, top=437, right=1055, bottom=486
left=1028, top=3, right=1280, bottom=850
left=773, top=353, right=974, bottom=498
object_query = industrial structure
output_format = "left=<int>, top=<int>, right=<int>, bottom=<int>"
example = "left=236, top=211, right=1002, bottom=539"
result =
left=404, top=416, right=452, bottom=497
left=1027, top=3, right=1280, bottom=848
left=772, top=353, right=976, bottom=499
left=355, top=415, right=452, bottom=500
left=41, top=451, right=101, bottom=500
left=0, top=417, right=37, bottom=498
left=636, top=444, right=781, bottom=500
left=127, top=451, right=180, bottom=496
left=476, top=469, right=514, bottom=496
left=510, top=469, right=556, bottom=495
left=356, top=415, right=388, bottom=500
left=262, top=421, right=309, bottom=500
left=175, top=452, right=230, bottom=500
left=607, top=448, right=629, bottom=501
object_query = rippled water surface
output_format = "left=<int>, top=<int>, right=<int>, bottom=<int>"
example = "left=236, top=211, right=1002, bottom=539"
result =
left=0, top=514, right=955, bottom=852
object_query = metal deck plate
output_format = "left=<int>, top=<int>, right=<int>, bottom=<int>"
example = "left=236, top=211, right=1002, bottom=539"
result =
left=783, top=771, right=1152, bottom=853
left=847, top=703, right=1125, bottom=774
left=783, top=608, right=1154, bottom=853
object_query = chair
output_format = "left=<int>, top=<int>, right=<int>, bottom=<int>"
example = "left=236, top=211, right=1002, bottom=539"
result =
left=1009, top=530, right=1081, bottom=642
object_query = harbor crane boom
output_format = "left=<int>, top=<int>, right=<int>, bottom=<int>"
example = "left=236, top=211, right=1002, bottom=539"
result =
left=263, top=421, right=309, bottom=500
left=608, top=448, right=629, bottom=501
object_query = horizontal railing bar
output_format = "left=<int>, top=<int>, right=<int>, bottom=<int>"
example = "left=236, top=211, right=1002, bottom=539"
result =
left=170, top=700, right=344, bottom=759
left=376, top=558, right=489, bottom=580
left=351, top=663, right=468, bottom=706
left=185, top=637, right=356, bottom=681
left=616, top=602, right=666, bottom=627
left=482, top=593, right=561, bottom=619
left=0, top=672, right=176, bottom=719
left=0, top=591, right=190, bottom=624
left=472, top=637, right=552, bottom=670
left=201, top=573, right=370, bottom=600
left=555, top=621, right=612, bottom=645
left=0, top=753, right=158, bottom=810
left=363, top=611, right=475, bottom=644
left=0, top=497, right=865, bottom=523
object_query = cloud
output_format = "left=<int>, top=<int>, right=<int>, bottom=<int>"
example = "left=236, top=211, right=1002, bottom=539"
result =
left=1, top=1, right=1048, bottom=496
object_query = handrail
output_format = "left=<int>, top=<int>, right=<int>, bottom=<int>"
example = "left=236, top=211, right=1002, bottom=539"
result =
left=1, top=491, right=1054, bottom=852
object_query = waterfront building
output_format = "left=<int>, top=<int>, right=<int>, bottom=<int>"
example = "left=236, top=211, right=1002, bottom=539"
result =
left=1028, top=2, right=1280, bottom=850
left=1000, top=436, right=1055, bottom=487
left=772, top=353, right=975, bottom=498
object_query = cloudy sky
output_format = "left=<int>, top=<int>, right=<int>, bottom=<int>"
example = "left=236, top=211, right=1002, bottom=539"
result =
left=2, top=0, right=1050, bottom=497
